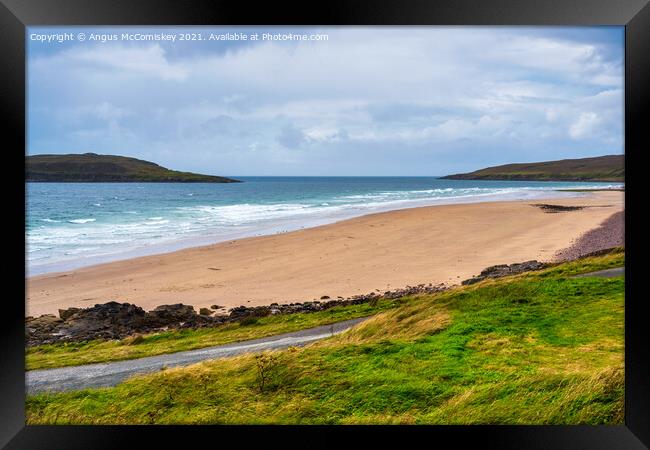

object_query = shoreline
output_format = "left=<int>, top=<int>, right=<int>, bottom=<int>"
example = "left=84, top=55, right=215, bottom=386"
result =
left=26, top=191, right=624, bottom=317
left=28, top=187, right=620, bottom=276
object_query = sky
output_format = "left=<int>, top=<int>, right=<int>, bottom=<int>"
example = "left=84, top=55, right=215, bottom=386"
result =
left=27, top=26, right=624, bottom=176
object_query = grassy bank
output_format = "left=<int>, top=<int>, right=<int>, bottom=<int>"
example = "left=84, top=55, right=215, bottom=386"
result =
left=27, top=299, right=402, bottom=370
left=27, top=251, right=624, bottom=425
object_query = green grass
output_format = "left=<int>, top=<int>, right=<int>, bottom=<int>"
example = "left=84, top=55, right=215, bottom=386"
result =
left=26, top=298, right=402, bottom=370
left=26, top=251, right=625, bottom=425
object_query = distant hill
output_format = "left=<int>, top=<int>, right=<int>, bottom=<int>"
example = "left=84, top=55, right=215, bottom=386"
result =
left=441, top=155, right=624, bottom=182
left=26, top=153, right=241, bottom=183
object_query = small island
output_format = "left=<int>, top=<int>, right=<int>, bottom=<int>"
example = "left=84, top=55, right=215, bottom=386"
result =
left=441, top=154, right=624, bottom=182
left=26, top=153, right=241, bottom=183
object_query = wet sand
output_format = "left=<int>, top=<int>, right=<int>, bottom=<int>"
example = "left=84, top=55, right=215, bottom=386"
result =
left=26, top=191, right=623, bottom=317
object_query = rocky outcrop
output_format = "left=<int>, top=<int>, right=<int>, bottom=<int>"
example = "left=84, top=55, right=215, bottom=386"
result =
left=58, top=307, right=81, bottom=320
left=144, top=304, right=197, bottom=327
left=461, top=260, right=546, bottom=285
left=25, top=315, right=63, bottom=344
left=26, top=282, right=448, bottom=347
left=28, top=302, right=147, bottom=345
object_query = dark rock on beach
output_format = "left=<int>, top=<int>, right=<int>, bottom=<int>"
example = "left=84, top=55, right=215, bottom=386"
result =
left=26, top=302, right=205, bottom=346
left=27, top=302, right=146, bottom=345
left=26, top=282, right=449, bottom=346
left=531, top=204, right=586, bottom=213
left=58, top=307, right=81, bottom=320
left=229, top=305, right=272, bottom=319
left=461, top=260, right=546, bottom=285
left=25, top=315, right=63, bottom=344
left=145, top=304, right=196, bottom=324
left=59, top=302, right=147, bottom=342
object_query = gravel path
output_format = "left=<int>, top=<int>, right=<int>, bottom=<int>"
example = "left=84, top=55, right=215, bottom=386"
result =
left=572, top=267, right=624, bottom=278
left=26, top=316, right=369, bottom=395
left=554, top=211, right=624, bottom=262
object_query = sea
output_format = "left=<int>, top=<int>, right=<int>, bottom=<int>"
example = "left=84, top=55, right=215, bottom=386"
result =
left=26, top=177, right=623, bottom=276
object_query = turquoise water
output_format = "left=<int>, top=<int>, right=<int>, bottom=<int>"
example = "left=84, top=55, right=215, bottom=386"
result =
left=26, top=177, right=621, bottom=275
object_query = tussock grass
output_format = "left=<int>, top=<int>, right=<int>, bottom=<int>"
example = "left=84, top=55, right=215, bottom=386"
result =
left=26, top=251, right=624, bottom=424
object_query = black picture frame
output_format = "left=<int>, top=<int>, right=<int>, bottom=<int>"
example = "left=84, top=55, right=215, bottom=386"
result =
left=1, top=0, right=648, bottom=448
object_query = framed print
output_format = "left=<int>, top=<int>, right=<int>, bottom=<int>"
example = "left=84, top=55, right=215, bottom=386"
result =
left=1, top=0, right=648, bottom=448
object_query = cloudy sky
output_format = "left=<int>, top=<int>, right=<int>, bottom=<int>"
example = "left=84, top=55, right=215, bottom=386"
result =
left=27, top=26, right=623, bottom=176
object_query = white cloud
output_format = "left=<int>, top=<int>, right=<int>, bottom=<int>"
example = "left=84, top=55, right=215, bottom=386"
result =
left=28, top=26, right=624, bottom=175
left=569, top=112, right=601, bottom=139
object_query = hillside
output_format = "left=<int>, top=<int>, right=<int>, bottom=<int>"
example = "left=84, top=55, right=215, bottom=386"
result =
left=442, top=155, right=624, bottom=182
left=27, top=251, right=624, bottom=425
left=26, top=153, right=241, bottom=183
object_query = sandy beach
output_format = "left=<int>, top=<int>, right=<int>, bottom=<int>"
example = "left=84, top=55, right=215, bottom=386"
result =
left=26, top=191, right=623, bottom=317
